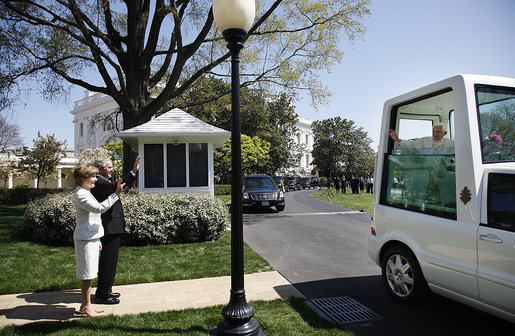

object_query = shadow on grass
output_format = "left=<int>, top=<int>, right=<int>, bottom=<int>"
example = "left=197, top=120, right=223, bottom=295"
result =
left=2, top=321, right=210, bottom=335
left=0, top=299, right=351, bottom=336
left=0, top=205, right=27, bottom=244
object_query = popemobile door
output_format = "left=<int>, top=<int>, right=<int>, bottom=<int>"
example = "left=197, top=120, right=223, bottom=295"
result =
left=477, top=171, right=515, bottom=315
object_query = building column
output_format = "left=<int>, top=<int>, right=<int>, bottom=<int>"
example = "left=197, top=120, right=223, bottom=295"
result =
left=8, top=173, right=13, bottom=189
left=33, top=177, right=38, bottom=188
left=57, top=168, right=62, bottom=188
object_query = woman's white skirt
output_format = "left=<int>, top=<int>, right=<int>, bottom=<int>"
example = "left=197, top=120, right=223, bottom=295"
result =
left=74, top=239, right=100, bottom=280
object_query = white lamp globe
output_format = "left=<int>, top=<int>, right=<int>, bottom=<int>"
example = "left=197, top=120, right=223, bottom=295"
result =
left=213, top=0, right=255, bottom=32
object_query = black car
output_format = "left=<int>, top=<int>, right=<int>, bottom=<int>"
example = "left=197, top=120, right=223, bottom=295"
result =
left=243, top=175, right=285, bottom=211
left=310, top=177, right=319, bottom=188
left=272, top=176, right=287, bottom=192
left=300, top=177, right=312, bottom=189
left=286, top=176, right=301, bottom=191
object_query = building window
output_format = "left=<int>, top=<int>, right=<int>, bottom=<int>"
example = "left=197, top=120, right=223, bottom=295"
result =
left=305, top=154, right=310, bottom=168
left=79, top=123, right=83, bottom=137
left=305, top=134, right=309, bottom=146
left=88, top=121, right=96, bottom=135
left=144, top=143, right=208, bottom=189
left=167, top=144, right=186, bottom=187
left=103, top=117, right=113, bottom=131
left=144, top=144, right=164, bottom=188
left=189, top=143, right=208, bottom=187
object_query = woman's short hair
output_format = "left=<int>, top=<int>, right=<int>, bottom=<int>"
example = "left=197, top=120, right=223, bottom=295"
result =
left=73, top=164, right=98, bottom=186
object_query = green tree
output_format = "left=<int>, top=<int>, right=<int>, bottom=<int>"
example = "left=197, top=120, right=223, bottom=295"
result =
left=265, top=92, right=301, bottom=173
left=214, top=134, right=270, bottom=183
left=312, top=117, right=374, bottom=179
left=0, top=0, right=371, bottom=172
left=177, top=77, right=299, bottom=173
left=19, top=133, right=66, bottom=189
left=77, top=147, right=112, bottom=166
left=104, top=141, right=124, bottom=174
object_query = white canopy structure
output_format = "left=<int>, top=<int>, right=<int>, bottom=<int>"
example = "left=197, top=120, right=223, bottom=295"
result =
left=117, top=108, right=230, bottom=196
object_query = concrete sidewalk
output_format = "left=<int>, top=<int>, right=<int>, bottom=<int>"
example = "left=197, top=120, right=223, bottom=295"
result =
left=0, top=271, right=304, bottom=328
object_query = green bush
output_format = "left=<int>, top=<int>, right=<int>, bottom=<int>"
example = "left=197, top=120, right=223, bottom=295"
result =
left=23, top=191, right=76, bottom=245
left=0, top=186, right=71, bottom=205
left=320, top=176, right=328, bottom=187
left=214, top=184, right=231, bottom=195
left=23, top=190, right=229, bottom=246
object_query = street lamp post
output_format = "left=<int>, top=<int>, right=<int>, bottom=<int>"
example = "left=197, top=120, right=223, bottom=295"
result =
left=212, top=1, right=263, bottom=335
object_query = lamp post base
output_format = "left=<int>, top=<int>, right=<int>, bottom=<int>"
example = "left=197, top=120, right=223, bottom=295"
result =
left=214, top=289, right=264, bottom=335
left=210, top=318, right=265, bottom=336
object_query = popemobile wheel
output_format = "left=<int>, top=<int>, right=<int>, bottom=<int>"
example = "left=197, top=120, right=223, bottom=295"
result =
left=381, top=245, right=429, bottom=303
left=276, top=205, right=285, bottom=211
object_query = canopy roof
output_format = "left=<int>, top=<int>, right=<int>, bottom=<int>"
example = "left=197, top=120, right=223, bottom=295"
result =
left=117, top=108, right=230, bottom=147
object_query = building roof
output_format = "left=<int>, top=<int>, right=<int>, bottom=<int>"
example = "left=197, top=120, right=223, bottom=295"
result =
left=116, top=108, right=230, bottom=147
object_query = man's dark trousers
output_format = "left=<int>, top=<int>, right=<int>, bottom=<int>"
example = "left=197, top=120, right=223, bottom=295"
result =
left=97, top=234, right=121, bottom=296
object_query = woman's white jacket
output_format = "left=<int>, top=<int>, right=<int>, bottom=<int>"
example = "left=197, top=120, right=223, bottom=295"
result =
left=73, top=186, right=119, bottom=241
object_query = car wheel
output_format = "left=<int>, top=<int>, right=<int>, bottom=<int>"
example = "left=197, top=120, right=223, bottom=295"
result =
left=276, top=205, right=285, bottom=211
left=381, top=246, right=429, bottom=303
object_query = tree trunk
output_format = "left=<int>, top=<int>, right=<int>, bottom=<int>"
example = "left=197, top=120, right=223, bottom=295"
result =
left=121, top=111, right=152, bottom=188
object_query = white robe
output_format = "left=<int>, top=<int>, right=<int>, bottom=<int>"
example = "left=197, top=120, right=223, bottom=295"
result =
left=395, top=136, right=455, bottom=149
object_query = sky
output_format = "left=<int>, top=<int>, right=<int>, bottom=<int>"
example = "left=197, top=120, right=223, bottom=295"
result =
left=9, top=0, right=515, bottom=150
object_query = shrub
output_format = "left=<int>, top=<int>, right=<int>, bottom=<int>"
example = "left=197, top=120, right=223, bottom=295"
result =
left=214, top=184, right=231, bottom=195
left=123, top=191, right=229, bottom=245
left=0, top=186, right=71, bottom=205
left=320, top=176, right=328, bottom=187
left=23, top=190, right=229, bottom=246
left=23, top=191, right=76, bottom=245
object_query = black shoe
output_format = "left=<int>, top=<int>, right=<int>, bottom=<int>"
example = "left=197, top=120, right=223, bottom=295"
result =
left=94, top=296, right=120, bottom=305
left=108, top=292, right=121, bottom=298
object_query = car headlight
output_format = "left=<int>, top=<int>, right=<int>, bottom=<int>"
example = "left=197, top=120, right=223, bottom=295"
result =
left=279, top=191, right=284, bottom=198
left=243, top=192, right=249, bottom=199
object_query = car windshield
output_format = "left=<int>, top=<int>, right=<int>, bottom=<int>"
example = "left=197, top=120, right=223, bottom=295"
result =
left=287, top=177, right=296, bottom=181
left=302, top=178, right=310, bottom=182
left=244, top=177, right=277, bottom=189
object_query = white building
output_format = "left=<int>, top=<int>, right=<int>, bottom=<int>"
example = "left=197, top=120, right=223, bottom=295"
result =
left=70, top=90, right=121, bottom=155
left=70, top=90, right=314, bottom=176
left=0, top=147, right=76, bottom=189
left=292, top=114, right=314, bottom=176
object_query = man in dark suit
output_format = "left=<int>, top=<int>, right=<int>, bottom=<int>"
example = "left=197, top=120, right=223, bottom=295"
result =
left=91, top=156, right=140, bottom=304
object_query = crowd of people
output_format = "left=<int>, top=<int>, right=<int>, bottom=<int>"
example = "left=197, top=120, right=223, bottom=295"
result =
left=331, top=175, right=374, bottom=194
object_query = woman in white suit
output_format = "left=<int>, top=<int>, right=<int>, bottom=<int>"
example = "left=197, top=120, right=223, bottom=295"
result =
left=73, top=164, right=124, bottom=317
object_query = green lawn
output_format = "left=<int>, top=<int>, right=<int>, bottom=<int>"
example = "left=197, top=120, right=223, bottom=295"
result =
left=0, top=203, right=354, bottom=335
left=312, top=190, right=374, bottom=213
left=0, top=204, right=271, bottom=295
left=0, top=298, right=352, bottom=335
left=215, top=194, right=231, bottom=204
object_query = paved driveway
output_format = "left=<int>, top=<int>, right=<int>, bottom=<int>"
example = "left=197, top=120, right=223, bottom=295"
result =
left=242, top=189, right=514, bottom=336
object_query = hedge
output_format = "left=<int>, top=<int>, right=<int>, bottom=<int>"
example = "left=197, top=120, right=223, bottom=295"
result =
left=0, top=186, right=71, bottom=205
left=23, top=190, right=229, bottom=246
left=214, top=184, right=231, bottom=195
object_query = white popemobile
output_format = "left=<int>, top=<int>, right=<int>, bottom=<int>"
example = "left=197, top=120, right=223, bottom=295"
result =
left=368, top=74, right=515, bottom=322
